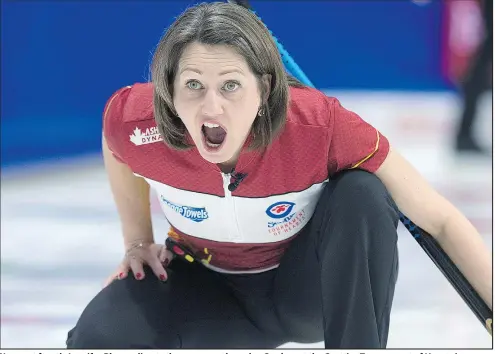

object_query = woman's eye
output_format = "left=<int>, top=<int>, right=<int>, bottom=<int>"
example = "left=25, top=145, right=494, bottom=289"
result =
left=186, top=80, right=203, bottom=90
left=223, top=81, right=240, bottom=92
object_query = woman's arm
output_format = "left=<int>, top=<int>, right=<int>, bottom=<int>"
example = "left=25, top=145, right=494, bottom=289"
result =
left=102, top=135, right=154, bottom=249
left=375, top=148, right=492, bottom=309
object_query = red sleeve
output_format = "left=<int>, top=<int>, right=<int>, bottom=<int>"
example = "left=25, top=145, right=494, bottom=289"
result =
left=102, top=85, right=132, bottom=163
left=327, top=97, right=390, bottom=175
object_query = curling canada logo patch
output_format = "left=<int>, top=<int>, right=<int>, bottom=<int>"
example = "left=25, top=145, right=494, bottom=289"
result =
left=266, top=202, right=295, bottom=219
left=161, top=196, right=209, bottom=223
left=130, top=126, right=163, bottom=146
left=266, top=201, right=306, bottom=236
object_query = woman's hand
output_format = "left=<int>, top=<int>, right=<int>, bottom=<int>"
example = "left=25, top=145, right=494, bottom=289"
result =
left=104, top=241, right=174, bottom=287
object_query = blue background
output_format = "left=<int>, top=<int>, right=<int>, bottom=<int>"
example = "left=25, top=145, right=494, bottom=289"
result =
left=1, top=0, right=451, bottom=167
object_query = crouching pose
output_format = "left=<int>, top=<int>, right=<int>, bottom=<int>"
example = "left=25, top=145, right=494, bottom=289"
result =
left=67, top=2, right=492, bottom=349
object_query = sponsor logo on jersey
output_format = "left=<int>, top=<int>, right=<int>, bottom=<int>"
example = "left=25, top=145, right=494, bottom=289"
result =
left=130, top=126, right=163, bottom=146
left=266, top=201, right=306, bottom=236
left=161, top=196, right=208, bottom=222
left=265, top=201, right=295, bottom=219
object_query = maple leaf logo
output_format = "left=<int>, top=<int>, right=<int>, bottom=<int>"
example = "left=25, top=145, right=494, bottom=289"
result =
left=130, top=127, right=143, bottom=146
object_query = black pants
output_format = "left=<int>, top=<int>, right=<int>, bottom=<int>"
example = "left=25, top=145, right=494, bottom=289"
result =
left=66, top=170, right=399, bottom=349
left=457, top=0, right=492, bottom=141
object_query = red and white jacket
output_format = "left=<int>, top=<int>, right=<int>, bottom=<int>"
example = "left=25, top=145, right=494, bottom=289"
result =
left=103, top=83, right=389, bottom=273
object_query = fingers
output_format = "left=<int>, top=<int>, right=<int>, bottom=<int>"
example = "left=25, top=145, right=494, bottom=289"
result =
left=158, top=245, right=168, bottom=263
left=146, top=254, right=168, bottom=281
left=129, top=256, right=145, bottom=280
left=103, top=262, right=129, bottom=288
left=159, top=246, right=174, bottom=267
left=115, top=243, right=173, bottom=283
left=116, top=261, right=130, bottom=280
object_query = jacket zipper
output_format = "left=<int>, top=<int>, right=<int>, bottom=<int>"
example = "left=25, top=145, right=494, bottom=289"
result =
left=222, top=172, right=241, bottom=241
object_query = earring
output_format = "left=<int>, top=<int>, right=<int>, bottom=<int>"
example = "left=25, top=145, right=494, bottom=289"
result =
left=258, top=107, right=265, bottom=117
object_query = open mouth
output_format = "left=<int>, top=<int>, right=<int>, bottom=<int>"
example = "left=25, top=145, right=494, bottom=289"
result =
left=201, top=122, right=227, bottom=152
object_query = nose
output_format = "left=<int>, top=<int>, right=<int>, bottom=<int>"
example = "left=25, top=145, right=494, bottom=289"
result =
left=201, top=89, right=223, bottom=117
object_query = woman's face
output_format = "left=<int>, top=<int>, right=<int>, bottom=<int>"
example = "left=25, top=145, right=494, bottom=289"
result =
left=173, top=42, right=263, bottom=166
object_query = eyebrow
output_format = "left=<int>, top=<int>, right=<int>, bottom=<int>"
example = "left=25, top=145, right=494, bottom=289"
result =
left=180, top=67, right=202, bottom=75
left=219, top=68, right=245, bottom=76
left=179, top=67, right=245, bottom=76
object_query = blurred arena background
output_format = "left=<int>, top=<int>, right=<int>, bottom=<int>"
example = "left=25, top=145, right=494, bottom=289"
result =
left=1, top=0, right=492, bottom=349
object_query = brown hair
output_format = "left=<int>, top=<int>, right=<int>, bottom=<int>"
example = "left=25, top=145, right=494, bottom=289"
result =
left=150, top=1, right=304, bottom=150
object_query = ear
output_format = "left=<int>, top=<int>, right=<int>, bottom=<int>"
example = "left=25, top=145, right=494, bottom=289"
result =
left=260, top=74, right=272, bottom=103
